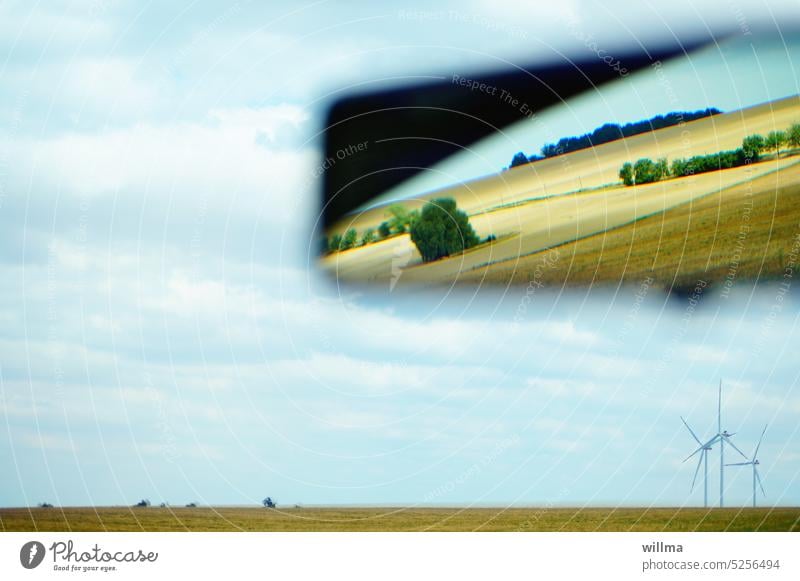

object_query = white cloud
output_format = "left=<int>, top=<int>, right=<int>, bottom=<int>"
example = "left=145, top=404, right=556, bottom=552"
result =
left=679, top=344, right=730, bottom=365
left=16, top=430, right=77, bottom=452
left=145, top=272, right=270, bottom=319
left=210, top=105, right=309, bottom=148
left=526, top=378, right=597, bottom=398
left=63, top=58, right=158, bottom=117
left=267, top=351, right=506, bottom=399
left=8, top=105, right=314, bottom=225
left=0, top=3, right=113, bottom=55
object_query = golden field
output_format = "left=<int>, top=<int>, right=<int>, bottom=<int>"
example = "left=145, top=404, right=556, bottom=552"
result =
left=463, top=160, right=800, bottom=289
left=2, top=506, right=798, bottom=532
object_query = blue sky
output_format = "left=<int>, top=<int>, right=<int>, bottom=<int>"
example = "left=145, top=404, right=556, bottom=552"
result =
left=1, top=0, right=800, bottom=509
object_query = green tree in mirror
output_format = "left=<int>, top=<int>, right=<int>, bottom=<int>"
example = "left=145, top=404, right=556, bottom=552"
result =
left=410, top=198, right=479, bottom=263
left=361, top=228, right=376, bottom=246
left=766, top=130, right=787, bottom=157
left=509, top=151, right=530, bottom=168
left=619, top=162, right=634, bottom=186
left=788, top=124, right=800, bottom=149
left=632, top=157, right=667, bottom=184
left=742, top=134, right=766, bottom=161
left=387, top=204, right=418, bottom=234
left=329, top=233, right=343, bottom=253
left=341, top=228, right=358, bottom=250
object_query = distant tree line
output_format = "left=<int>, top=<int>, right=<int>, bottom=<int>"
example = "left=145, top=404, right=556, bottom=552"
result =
left=127, top=499, right=273, bottom=508
left=325, top=198, right=492, bottom=263
left=509, top=108, right=722, bottom=169
left=325, top=204, right=418, bottom=254
left=618, top=123, right=800, bottom=186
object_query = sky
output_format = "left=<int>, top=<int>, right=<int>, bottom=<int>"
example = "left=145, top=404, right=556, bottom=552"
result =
left=1, top=0, right=800, bottom=510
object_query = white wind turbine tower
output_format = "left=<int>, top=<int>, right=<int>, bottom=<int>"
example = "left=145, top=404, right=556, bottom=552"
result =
left=680, top=416, right=713, bottom=507
left=726, top=425, right=768, bottom=507
left=684, top=380, right=747, bottom=507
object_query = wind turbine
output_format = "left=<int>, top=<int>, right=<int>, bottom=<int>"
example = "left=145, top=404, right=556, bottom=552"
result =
left=684, top=380, right=747, bottom=507
left=726, top=425, right=768, bottom=507
left=680, top=416, right=713, bottom=507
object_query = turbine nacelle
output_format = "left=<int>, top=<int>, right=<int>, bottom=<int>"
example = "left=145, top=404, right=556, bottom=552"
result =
left=721, top=424, right=768, bottom=505
left=683, top=433, right=746, bottom=463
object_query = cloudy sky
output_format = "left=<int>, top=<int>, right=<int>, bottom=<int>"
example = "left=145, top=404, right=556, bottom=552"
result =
left=1, top=0, right=799, bottom=510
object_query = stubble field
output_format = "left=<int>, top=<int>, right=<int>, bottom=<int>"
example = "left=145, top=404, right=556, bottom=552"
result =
left=2, top=506, right=798, bottom=532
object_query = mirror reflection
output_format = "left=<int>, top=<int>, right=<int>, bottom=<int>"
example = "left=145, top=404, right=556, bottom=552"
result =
left=321, top=34, right=800, bottom=294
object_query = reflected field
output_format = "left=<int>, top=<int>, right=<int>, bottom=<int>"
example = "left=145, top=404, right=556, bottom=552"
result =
left=323, top=95, right=800, bottom=290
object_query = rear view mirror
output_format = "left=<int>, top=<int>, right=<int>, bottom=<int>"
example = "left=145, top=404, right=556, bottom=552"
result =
left=318, top=29, right=800, bottom=294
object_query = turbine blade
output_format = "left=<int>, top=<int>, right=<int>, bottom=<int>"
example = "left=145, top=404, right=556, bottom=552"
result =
left=756, top=467, right=766, bottom=496
left=723, top=435, right=748, bottom=459
left=681, top=416, right=702, bottom=445
left=753, top=424, right=768, bottom=459
left=718, top=379, right=722, bottom=434
left=691, top=453, right=703, bottom=492
left=683, top=436, right=718, bottom=462
left=725, top=462, right=751, bottom=466
left=683, top=447, right=703, bottom=463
